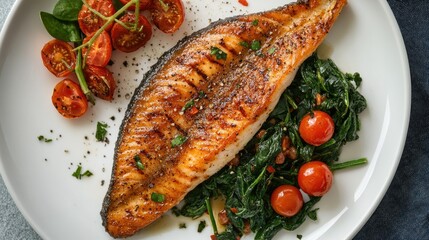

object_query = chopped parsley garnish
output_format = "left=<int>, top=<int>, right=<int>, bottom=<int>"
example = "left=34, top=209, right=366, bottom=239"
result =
left=251, top=40, right=261, bottom=51
left=171, top=134, right=187, bottom=148
left=159, top=0, right=170, bottom=12
left=95, top=122, right=108, bottom=141
left=297, top=234, right=303, bottom=240
left=182, top=99, right=195, bottom=112
left=239, top=41, right=250, bottom=48
left=37, top=135, right=52, bottom=142
left=268, top=47, right=277, bottom=55
left=179, top=223, right=187, bottom=229
left=210, top=46, right=227, bottom=60
left=134, top=155, right=145, bottom=170
left=252, top=19, right=259, bottom=26
left=151, top=192, right=165, bottom=203
left=307, top=208, right=319, bottom=220
left=72, top=165, right=93, bottom=179
left=198, top=220, right=207, bottom=233
left=198, top=91, right=206, bottom=98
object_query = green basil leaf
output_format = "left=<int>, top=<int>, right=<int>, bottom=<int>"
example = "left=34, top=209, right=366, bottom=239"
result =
left=112, top=0, right=125, bottom=11
left=53, top=0, right=83, bottom=21
left=40, top=11, right=81, bottom=42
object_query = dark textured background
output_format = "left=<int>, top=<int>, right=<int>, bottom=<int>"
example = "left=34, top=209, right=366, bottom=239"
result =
left=354, top=0, right=429, bottom=239
left=0, top=0, right=428, bottom=239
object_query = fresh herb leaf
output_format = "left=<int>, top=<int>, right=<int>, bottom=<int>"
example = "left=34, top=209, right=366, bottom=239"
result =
left=268, top=47, right=277, bottom=55
left=40, top=12, right=81, bottom=42
left=112, top=0, right=125, bottom=11
left=52, top=0, right=83, bottom=21
left=198, top=220, right=207, bottom=232
left=171, top=135, right=187, bottom=148
left=198, top=91, right=206, bottom=98
left=179, top=223, right=187, bottom=229
left=210, top=46, right=227, bottom=60
left=252, top=19, right=259, bottom=26
left=95, top=122, right=109, bottom=141
left=251, top=40, right=261, bottom=51
left=182, top=99, right=195, bottom=112
left=307, top=208, right=319, bottom=221
left=72, top=165, right=93, bottom=179
left=38, top=135, right=52, bottom=142
left=134, top=155, right=145, bottom=170
left=239, top=41, right=250, bottom=48
left=151, top=192, right=165, bottom=203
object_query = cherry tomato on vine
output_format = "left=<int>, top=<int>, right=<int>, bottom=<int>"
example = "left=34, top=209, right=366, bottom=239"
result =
left=298, top=161, right=333, bottom=197
left=299, top=110, right=335, bottom=146
left=119, top=0, right=152, bottom=10
left=78, top=0, right=115, bottom=36
left=83, top=65, right=116, bottom=101
left=111, top=12, right=152, bottom=53
left=151, top=0, right=185, bottom=33
left=82, top=30, right=112, bottom=67
left=52, top=79, right=88, bottom=118
left=41, top=39, right=76, bottom=77
left=270, top=185, right=303, bottom=217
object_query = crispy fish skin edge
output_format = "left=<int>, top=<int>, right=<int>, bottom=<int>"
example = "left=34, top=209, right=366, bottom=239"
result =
left=101, top=0, right=347, bottom=237
left=100, top=4, right=247, bottom=225
left=100, top=8, right=242, bottom=232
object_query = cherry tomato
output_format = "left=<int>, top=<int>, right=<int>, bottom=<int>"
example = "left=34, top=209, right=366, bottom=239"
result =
left=270, top=185, right=303, bottom=217
left=78, top=0, right=115, bottom=36
left=298, top=161, right=333, bottom=197
left=119, top=0, right=152, bottom=10
left=83, top=65, right=116, bottom=101
left=299, top=110, right=335, bottom=146
left=82, top=30, right=112, bottom=67
left=41, top=39, right=76, bottom=77
left=238, top=0, right=249, bottom=7
left=151, top=0, right=185, bottom=33
left=52, top=79, right=88, bottom=118
left=111, top=12, right=152, bottom=53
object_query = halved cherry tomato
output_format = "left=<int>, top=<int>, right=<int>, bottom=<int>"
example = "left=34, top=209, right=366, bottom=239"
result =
left=150, top=0, right=185, bottom=33
left=82, top=30, right=112, bottom=67
left=111, top=12, right=152, bottom=53
left=119, top=0, right=152, bottom=10
left=83, top=65, right=116, bottom=101
left=78, top=0, right=115, bottom=36
left=52, top=79, right=88, bottom=118
left=299, top=110, right=335, bottom=146
left=270, top=185, right=303, bottom=217
left=298, top=161, right=333, bottom=197
left=41, top=39, right=76, bottom=77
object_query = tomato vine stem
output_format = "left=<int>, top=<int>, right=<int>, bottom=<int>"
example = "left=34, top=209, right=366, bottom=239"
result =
left=75, top=48, right=95, bottom=105
left=75, top=0, right=139, bottom=67
left=72, top=0, right=140, bottom=105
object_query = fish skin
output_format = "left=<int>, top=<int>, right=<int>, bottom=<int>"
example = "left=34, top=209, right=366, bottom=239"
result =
left=101, top=0, right=347, bottom=238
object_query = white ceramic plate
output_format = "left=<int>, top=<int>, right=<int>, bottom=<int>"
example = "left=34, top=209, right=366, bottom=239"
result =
left=0, top=0, right=410, bottom=239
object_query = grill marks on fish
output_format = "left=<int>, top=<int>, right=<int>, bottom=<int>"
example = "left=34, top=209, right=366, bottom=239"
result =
left=102, top=0, right=347, bottom=238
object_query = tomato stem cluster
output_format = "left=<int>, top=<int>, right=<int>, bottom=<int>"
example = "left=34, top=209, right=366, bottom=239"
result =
left=73, top=0, right=140, bottom=105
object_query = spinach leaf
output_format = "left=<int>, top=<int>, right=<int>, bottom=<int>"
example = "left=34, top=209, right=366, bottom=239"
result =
left=53, top=0, right=83, bottom=21
left=112, top=0, right=125, bottom=11
left=40, top=12, right=81, bottom=42
left=177, top=53, right=367, bottom=240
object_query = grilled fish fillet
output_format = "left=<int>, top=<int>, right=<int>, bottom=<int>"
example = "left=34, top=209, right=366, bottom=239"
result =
left=101, top=0, right=347, bottom=237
